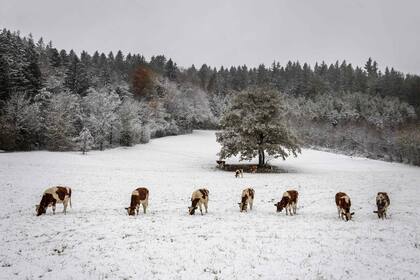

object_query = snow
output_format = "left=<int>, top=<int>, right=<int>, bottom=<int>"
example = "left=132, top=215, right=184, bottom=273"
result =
left=1, top=130, right=420, bottom=280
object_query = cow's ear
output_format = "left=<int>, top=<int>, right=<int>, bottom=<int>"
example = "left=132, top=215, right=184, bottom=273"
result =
left=125, top=207, right=129, bottom=210
left=351, top=212, right=355, bottom=216
left=238, top=203, right=241, bottom=205
left=273, top=204, right=277, bottom=206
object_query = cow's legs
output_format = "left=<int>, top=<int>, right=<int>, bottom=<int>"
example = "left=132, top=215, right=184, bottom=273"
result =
left=249, top=201, right=253, bottom=210
left=204, top=201, right=208, bottom=213
left=142, top=202, right=147, bottom=214
left=199, top=203, right=203, bottom=215
left=63, top=201, right=68, bottom=214
left=293, top=203, right=297, bottom=214
left=136, top=205, right=140, bottom=215
left=52, top=203, right=56, bottom=215
left=337, top=207, right=341, bottom=219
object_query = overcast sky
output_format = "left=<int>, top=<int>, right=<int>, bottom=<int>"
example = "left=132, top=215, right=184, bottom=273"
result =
left=1, top=0, right=419, bottom=74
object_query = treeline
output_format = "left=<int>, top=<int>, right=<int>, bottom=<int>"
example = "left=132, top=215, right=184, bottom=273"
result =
left=0, top=28, right=419, bottom=164
left=177, top=59, right=420, bottom=115
left=0, top=29, right=215, bottom=151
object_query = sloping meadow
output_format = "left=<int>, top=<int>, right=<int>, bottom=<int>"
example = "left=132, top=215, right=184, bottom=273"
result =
left=0, top=131, right=419, bottom=279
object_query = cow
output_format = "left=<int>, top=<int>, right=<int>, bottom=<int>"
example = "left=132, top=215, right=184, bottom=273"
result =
left=188, top=188, right=209, bottom=215
left=374, top=192, right=390, bottom=219
left=36, top=186, right=72, bottom=216
left=238, top=188, right=254, bottom=212
left=335, top=192, right=354, bottom=221
left=216, top=160, right=226, bottom=168
left=235, top=169, right=243, bottom=178
left=274, top=190, right=298, bottom=215
left=125, top=187, right=149, bottom=216
left=250, top=165, right=257, bottom=173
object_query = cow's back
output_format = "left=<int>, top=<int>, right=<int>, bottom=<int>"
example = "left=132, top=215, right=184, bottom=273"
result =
left=335, top=192, right=347, bottom=206
left=133, top=187, right=149, bottom=201
left=287, top=190, right=298, bottom=203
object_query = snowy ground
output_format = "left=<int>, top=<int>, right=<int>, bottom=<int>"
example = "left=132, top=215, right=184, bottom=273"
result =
left=1, top=130, right=420, bottom=280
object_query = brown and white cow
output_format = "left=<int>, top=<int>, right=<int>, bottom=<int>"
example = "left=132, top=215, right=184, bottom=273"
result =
left=216, top=160, right=226, bottom=168
left=274, top=190, right=298, bottom=215
left=125, top=187, right=149, bottom=216
left=335, top=192, right=354, bottom=221
left=250, top=165, right=257, bottom=173
left=235, top=169, right=243, bottom=178
left=188, top=188, right=209, bottom=215
left=36, top=186, right=72, bottom=216
left=374, top=192, right=390, bottom=219
left=238, top=188, right=254, bottom=212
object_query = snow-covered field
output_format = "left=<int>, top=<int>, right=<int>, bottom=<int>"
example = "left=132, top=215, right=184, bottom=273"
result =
left=1, top=130, right=420, bottom=280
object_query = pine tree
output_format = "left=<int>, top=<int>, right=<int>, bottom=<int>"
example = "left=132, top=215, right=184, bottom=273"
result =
left=64, top=55, right=90, bottom=95
left=165, top=59, right=178, bottom=81
left=0, top=55, right=10, bottom=104
left=74, top=127, right=94, bottom=154
left=216, top=87, right=301, bottom=166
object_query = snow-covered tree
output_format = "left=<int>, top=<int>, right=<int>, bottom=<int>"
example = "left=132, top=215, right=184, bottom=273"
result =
left=118, top=98, right=143, bottom=146
left=82, top=87, right=121, bottom=150
left=44, top=90, right=81, bottom=150
left=216, top=87, right=301, bottom=166
left=73, top=127, right=94, bottom=154
left=0, top=91, right=41, bottom=150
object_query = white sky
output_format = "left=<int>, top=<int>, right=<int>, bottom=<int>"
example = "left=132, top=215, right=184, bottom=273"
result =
left=1, top=0, right=419, bottom=74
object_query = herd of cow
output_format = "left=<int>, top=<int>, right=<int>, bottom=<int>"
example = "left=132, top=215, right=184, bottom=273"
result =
left=35, top=177, right=391, bottom=221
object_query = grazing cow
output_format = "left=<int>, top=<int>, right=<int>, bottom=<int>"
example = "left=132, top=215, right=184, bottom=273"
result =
left=238, top=188, right=254, bottom=212
left=188, top=188, right=209, bottom=215
left=335, top=192, right=354, bottom=221
left=125, top=187, right=149, bottom=216
left=374, top=192, right=390, bottom=219
left=36, top=186, right=72, bottom=216
left=274, top=190, right=298, bottom=215
left=235, top=169, right=243, bottom=178
left=216, top=160, right=225, bottom=168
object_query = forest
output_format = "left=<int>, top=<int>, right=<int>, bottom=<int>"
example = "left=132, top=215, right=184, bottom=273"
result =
left=1, top=28, right=419, bottom=164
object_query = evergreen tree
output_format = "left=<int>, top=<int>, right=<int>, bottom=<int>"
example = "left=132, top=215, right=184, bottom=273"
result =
left=165, top=59, right=178, bottom=81
left=73, top=127, right=94, bottom=154
left=64, top=55, right=90, bottom=95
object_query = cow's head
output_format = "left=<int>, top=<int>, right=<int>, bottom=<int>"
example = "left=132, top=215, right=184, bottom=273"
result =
left=342, top=208, right=354, bottom=221
left=238, top=202, right=247, bottom=212
left=188, top=206, right=197, bottom=215
left=35, top=204, right=46, bottom=216
left=377, top=199, right=386, bottom=211
left=125, top=207, right=136, bottom=216
left=274, top=197, right=289, bottom=212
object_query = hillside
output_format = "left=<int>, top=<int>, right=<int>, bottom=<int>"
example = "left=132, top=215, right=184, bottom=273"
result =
left=1, top=131, right=419, bottom=279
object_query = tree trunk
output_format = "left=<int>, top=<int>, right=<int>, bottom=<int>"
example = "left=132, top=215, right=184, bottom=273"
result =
left=109, top=126, right=113, bottom=145
left=258, top=148, right=265, bottom=167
